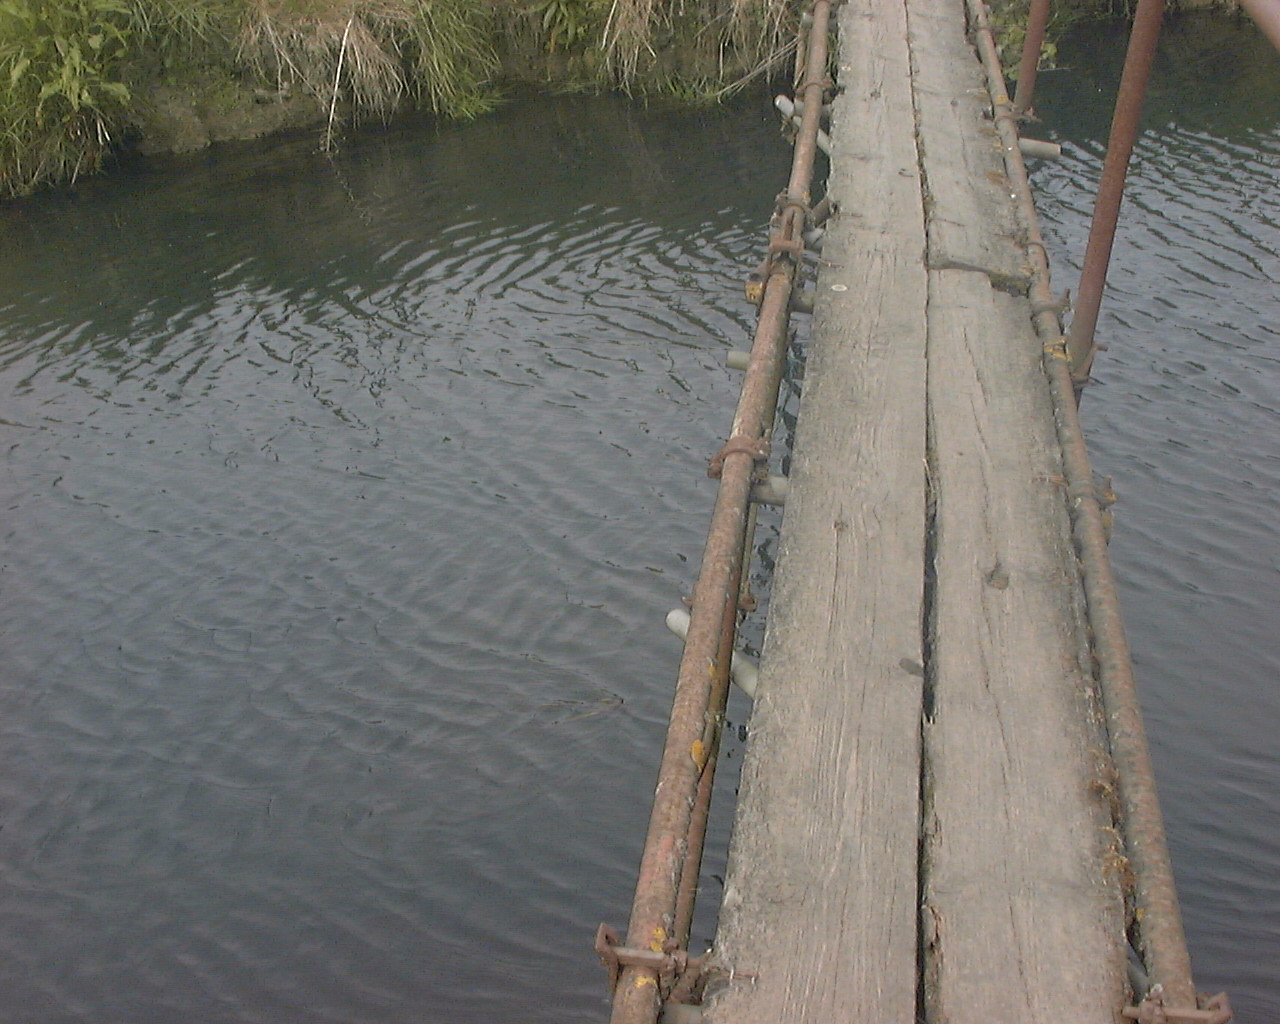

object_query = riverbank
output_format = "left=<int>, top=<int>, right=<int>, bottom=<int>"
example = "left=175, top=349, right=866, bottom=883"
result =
left=0, top=0, right=1250, bottom=199
left=0, top=0, right=793, bottom=199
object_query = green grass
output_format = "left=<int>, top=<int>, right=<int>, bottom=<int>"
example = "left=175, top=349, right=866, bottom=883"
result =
left=1, top=0, right=135, bottom=195
left=3, top=0, right=1202, bottom=198
left=0, top=0, right=509, bottom=195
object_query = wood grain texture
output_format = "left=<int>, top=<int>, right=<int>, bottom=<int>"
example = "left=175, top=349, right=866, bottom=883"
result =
left=913, top=3, right=1128, bottom=1016
left=921, top=270, right=1127, bottom=1024
left=703, top=2, right=1129, bottom=1020
left=906, top=0, right=1030, bottom=292
left=703, top=0, right=928, bottom=1020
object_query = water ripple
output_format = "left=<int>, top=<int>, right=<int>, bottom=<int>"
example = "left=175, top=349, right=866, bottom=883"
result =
left=1034, top=18, right=1280, bottom=1017
left=0, top=93, right=790, bottom=1023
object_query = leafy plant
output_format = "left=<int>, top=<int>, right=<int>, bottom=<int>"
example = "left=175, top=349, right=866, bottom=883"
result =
left=536, top=0, right=605, bottom=53
left=0, top=0, right=137, bottom=196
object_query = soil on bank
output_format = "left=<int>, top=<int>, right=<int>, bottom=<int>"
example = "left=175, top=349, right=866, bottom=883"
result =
left=0, top=0, right=1250, bottom=199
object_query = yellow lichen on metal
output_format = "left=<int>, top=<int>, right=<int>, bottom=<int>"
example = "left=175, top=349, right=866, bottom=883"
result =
left=649, top=927, right=667, bottom=953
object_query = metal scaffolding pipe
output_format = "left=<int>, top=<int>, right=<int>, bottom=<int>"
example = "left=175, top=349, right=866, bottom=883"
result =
left=607, top=283, right=789, bottom=1024
left=1019, top=137, right=1062, bottom=160
left=1065, top=0, right=1165, bottom=389
left=775, top=95, right=834, bottom=156
left=966, top=0, right=1202, bottom=1012
left=1012, top=0, right=1052, bottom=115
left=604, top=4, right=832, bottom=1022
left=1239, top=0, right=1280, bottom=53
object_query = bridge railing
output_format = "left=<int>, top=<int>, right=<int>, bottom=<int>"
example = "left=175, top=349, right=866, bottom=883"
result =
left=978, top=1, right=1267, bottom=1020
left=596, top=3, right=835, bottom=1023
left=1013, top=0, right=1280, bottom=393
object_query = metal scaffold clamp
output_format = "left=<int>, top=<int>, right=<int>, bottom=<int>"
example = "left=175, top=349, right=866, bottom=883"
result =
left=707, top=435, right=770, bottom=479
left=594, top=924, right=707, bottom=1004
left=771, top=190, right=812, bottom=251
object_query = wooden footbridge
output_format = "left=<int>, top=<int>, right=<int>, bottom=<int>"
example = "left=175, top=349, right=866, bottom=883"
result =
left=597, top=1, right=1239, bottom=1022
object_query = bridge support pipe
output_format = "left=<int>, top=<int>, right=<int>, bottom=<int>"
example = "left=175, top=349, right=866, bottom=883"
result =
left=1239, top=0, right=1280, bottom=54
left=1065, top=0, right=1165, bottom=391
left=1012, top=0, right=1052, bottom=115
left=966, top=0, right=1202, bottom=1013
left=605, top=3, right=832, bottom=1023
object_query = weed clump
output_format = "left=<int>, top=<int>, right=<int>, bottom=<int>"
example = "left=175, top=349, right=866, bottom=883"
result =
left=1, top=0, right=807, bottom=198
left=1, top=0, right=135, bottom=195
left=239, top=0, right=500, bottom=139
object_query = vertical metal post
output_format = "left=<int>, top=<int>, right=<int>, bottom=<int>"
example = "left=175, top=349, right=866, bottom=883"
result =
left=1239, top=0, right=1280, bottom=53
left=1065, top=0, right=1165, bottom=392
left=1012, top=0, right=1052, bottom=115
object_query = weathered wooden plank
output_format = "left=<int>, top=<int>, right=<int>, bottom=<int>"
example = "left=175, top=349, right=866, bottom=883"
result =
left=906, top=0, right=1030, bottom=291
left=703, top=0, right=928, bottom=1020
left=921, top=266, right=1128, bottom=1022
left=914, top=10, right=1127, bottom=1019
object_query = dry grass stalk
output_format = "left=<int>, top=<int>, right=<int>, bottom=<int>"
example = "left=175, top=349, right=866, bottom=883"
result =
left=602, top=0, right=659, bottom=84
left=240, top=2, right=407, bottom=122
left=602, top=0, right=797, bottom=92
left=239, top=0, right=497, bottom=122
left=727, top=0, right=790, bottom=75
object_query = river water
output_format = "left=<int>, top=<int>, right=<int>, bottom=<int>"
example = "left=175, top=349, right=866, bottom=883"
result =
left=1032, top=15, right=1280, bottom=1018
left=0, top=12, right=1276, bottom=1023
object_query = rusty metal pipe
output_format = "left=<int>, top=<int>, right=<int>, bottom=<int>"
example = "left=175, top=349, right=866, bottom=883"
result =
left=671, top=511, right=757, bottom=950
left=608, top=266, right=794, bottom=1024
left=671, top=605, right=734, bottom=951
left=1239, top=0, right=1280, bottom=53
left=1012, top=0, right=1052, bottom=115
left=606, top=4, right=831, bottom=1021
left=966, top=0, right=1199, bottom=1011
left=1065, top=0, right=1165, bottom=390
left=787, top=0, right=832, bottom=206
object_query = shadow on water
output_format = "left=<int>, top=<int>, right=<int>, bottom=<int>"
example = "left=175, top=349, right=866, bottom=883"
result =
left=0, top=93, right=787, bottom=1023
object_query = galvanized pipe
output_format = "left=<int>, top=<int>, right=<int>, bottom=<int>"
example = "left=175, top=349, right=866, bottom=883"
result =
left=810, top=193, right=834, bottom=227
left=1239, top=0, right=1280, bottom=53
left=1065, top=0, right=1165, bottom=389
left=1019, top=136, right=1061, bottom=160
left=606, top=5, right=831, bottom=1021
left=1012, top=0, right=1052, bottom=115
left=775, top=95, right=834, bottom=156
left=966, top=0, right=1198, bottom=1010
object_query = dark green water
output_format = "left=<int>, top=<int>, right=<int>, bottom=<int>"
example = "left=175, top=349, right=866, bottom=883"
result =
left=0, top=96, right=787, bottom=1022
left=0, top=11, right=1277, bottom=1022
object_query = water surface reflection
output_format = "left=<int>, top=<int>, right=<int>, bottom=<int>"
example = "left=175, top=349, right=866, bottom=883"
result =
left=1034, top=15, right=1280, bottom=1018
left=0, top=95, right=787, bottom=1023
left=1, top=15, right=1278, bottom=1020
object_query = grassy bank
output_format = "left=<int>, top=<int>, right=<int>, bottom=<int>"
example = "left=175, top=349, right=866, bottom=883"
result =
left=1, top=0, right=797, bottom=198
left=0, top=0, right=1247, bottom=198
